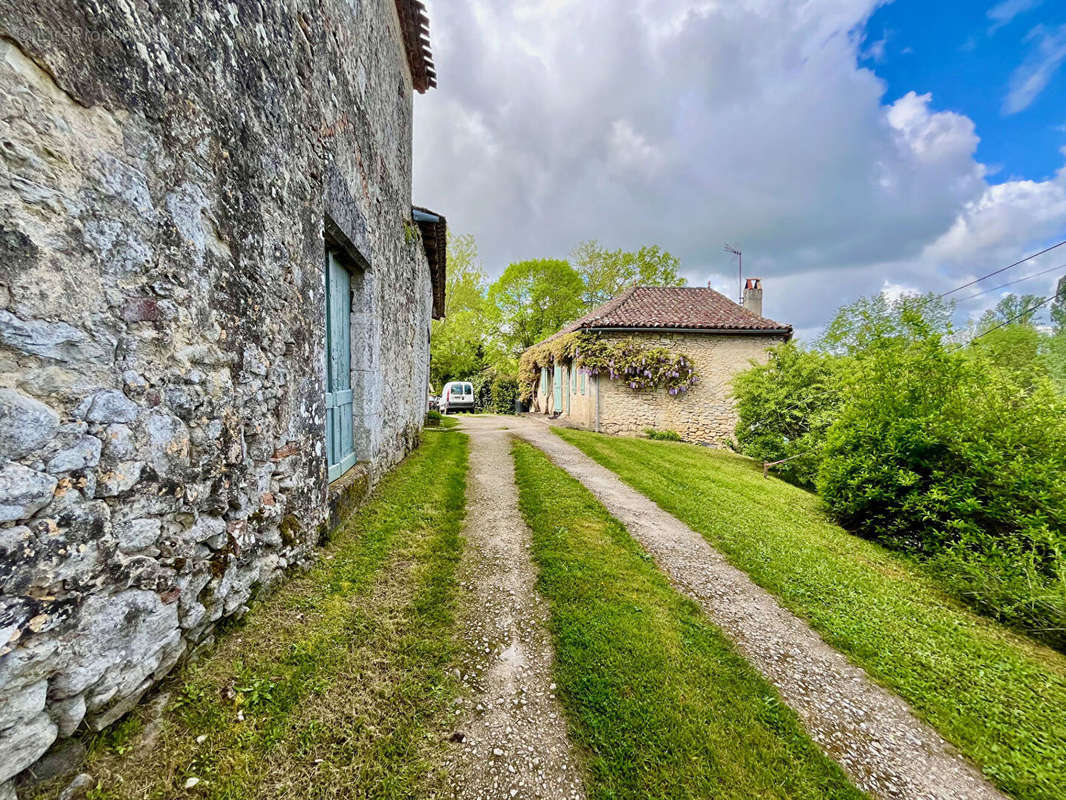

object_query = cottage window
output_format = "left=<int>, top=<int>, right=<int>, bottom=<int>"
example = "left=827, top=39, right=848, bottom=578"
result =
left=325, top=248, right=357, bottom=481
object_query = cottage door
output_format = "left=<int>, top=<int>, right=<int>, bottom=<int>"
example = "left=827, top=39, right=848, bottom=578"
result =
left=562, top=365, right=569, bottom=414
left=325, top=251, right=356, bottom=481
left=552, top=366, right=562, bottom=412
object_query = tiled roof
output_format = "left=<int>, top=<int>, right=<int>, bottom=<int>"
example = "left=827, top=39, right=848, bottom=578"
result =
left=395, top=0, right=436, bottom=92
left=549, top=286, right=792, bottom=340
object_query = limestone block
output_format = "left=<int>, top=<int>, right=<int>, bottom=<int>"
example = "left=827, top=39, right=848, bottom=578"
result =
left=49, top=590, right=179, bottom=700
left=49, top=694, right=87, bottom=738
left=0, top=388, right=59, bottom=459
left=0, top=462, right=57, bottom=522
left=114, top=517, right=161, bottom=552
left=144, top=412, right=189, bottom=477
left=0, top=311, right=106, bottom=364
left=0, top=679, right=47, bottom=730
left=0, top=712, right=57, bottom=783
left=82, top=390, right=139, bottom=425
left=46, top=436, right=103, bottom=474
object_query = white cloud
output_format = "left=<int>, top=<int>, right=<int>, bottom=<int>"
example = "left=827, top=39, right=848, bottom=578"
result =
left=987, top=0, right=1043, bottom=33
left=414, top=0, right=1066, bottom=334
left=923, top=168, right=1066, bottom=264
left=1003, top=24, right=1066, bottom=114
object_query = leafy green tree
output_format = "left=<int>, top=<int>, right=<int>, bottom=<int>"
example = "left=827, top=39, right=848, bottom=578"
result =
left=969, top=324, right=1050, bottom=391
left=486, top=259, right=585, bottom=356
left=976, top=293, right=1045, bottom=332
left=818, top=292, right=955, bottom=354
left=572, top=241, right=685, bottom=307
left=430, top=233, right=488, bottom=387
left=1051, top=275, right=1066, bottom=333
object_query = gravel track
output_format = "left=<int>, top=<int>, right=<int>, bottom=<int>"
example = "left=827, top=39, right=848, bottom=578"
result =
left=442, top=419, right=585, bottom=800
left=486, top=414, right=1007, bottom=800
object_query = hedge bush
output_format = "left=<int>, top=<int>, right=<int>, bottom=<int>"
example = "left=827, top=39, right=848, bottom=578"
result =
left=732, top=297, right=1066, bottom=650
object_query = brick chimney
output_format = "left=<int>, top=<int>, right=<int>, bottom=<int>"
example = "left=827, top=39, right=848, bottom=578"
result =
left=742, top=277, right=763, bottom=316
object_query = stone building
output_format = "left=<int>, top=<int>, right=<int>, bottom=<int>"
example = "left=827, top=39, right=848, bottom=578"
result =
left=530, top=282, right=791, bottom=443
left=0, top=0, right=444, bottom=790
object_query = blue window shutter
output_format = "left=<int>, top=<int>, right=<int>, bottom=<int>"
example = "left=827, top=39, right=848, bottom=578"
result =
left=326, top=251, right=356, bottom=481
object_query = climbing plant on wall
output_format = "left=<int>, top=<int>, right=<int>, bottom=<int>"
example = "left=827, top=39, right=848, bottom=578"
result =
left=518, top=332, right=698, bottom=402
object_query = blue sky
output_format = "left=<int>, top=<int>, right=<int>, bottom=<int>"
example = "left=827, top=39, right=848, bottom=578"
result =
left=861, top=0, right=1066, bottom=183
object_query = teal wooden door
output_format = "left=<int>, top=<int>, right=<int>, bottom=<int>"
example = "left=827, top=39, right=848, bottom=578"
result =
left=325, top=251, right=355, bottom=481
left=552, top=366, right=562, bottom=412
left=562, top=366, right=569, bottom=414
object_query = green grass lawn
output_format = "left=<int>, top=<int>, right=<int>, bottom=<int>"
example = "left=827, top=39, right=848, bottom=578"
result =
left=554, top=427, right=1066, bottom=800
left=36, top=427, right=469, bottom=800
left=512, top=439, right=866, bottom=800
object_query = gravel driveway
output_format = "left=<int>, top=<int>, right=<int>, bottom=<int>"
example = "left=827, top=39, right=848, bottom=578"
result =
left=484, top=414, right=1006, bottom=800
left=443, top=419, right=585, bottom=800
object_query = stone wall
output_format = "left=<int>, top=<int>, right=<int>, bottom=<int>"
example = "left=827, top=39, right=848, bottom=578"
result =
left=541, top=331, right=784, bottom=444
left=0, top=0, right=433, bottom=790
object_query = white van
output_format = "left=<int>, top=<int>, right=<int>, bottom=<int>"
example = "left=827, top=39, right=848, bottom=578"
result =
left=441, top=381, right=475, bottom=413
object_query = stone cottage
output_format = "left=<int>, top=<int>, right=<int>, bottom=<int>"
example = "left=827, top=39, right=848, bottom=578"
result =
left=0, top=0, right=444, bottom=790
left=529, top=282, right=791, bottom=443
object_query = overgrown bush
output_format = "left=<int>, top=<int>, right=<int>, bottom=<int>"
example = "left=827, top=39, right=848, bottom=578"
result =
left=731, top=293, right=1066, bottom=649
left=732, top=342, right=843, bottom=488
left=644, top=428, right=682, bottom=441
left=425, top=409, right=443, bottom=426
left=490, top=375, right=519, bottom=414
left=815, top=321, right=1066, bottom=648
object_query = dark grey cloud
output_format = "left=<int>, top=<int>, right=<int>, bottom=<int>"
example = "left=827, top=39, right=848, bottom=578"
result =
left=414, top=0, right=1066, bottom=337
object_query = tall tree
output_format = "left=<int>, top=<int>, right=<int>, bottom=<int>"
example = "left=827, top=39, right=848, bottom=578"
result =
left=430, top=233, right=488, bottom=387
left=818, top=292, right=955, bottom=355
left=1051, top=275, right=1066, bottom=333
left=572, top=241, right=685, bottom=307
left=486, top=259, right=585, bottom=355
left=976, top=293, right=1045, bottom=332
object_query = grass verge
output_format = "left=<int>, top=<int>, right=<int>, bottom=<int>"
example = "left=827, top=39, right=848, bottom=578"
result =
left=512, top=439, right=865, bottom=800
left=33, top=427, right=468, bottom=800
left=554, top=427, right=1066, bottom=800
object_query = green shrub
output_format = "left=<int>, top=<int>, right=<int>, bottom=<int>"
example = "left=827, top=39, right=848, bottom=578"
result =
left=816, top=326, right=1066, bottom=647
left=732, top=342, right=843, bottom=488
left=644, top=428, right=682, bottom=441
left=730, top=293, right=1066, bottom=649
left=490, top=375, right=519, bottom=414
left=425, top=409, right=443, bottom=426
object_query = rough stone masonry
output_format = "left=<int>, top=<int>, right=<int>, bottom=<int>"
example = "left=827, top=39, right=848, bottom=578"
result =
left=0, top=0, right=438, bottom=791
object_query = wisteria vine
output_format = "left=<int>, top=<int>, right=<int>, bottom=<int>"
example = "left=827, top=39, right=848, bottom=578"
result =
left=519, top=331, right=699, bottom=402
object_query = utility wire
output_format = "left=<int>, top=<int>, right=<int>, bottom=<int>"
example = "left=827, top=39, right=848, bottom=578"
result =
left=955, top=262, right=1065, bottom=304
left=938, top=240, right=1066, bottom=299
left=965, top=289, right=1066, bottom=346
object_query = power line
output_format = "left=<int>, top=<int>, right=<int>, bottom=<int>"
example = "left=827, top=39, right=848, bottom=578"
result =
left=955, top=262, right=1065, bottom=304
left=938, top=240, right=1066, bottom=299
left=965, top=289, right=1065, bottom=345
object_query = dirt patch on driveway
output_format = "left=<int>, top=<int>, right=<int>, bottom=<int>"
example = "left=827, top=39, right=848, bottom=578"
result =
left=443, top=417, right=585, bottom=800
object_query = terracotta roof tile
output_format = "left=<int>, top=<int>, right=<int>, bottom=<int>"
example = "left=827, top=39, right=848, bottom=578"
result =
left=395, top=0, right=436, bottom=93
left=550, top=286, right=791, bottom=340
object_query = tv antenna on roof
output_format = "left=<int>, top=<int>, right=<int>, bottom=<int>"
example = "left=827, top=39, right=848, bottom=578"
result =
left=724, top=243, right=742, bottom=302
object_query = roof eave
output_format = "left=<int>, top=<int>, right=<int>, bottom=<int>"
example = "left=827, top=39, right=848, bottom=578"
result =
left=394, top=0, right=436, bottom=93
left=582, top=325, right=793, bottom=337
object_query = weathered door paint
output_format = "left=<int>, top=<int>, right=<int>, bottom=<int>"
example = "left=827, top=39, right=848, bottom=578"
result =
left=552, top=366, right=562, bottom=412
left=325, top=251, right=356, bottom=482
left=562, top=366, right=569, bottom=414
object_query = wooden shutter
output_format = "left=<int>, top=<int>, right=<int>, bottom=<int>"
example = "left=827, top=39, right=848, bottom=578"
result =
left=325, top=251, right=356, bottom=482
